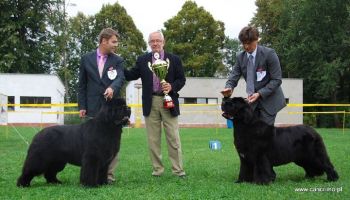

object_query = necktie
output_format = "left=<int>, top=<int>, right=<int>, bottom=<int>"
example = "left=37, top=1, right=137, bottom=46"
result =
left=246, top=54, right=254, bottom=96
left=98, top=55, right=105, bottom=78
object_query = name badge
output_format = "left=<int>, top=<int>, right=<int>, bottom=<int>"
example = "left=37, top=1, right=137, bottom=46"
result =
left=108, top=69, right=117, bottom=80
left=256, top=71, right=266, bottom=81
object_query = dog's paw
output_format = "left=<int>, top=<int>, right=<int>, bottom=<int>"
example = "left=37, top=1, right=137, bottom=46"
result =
left=47, top=180, right=62, bottom=184
left=327, top=170, right=339, bottom=182
left=235, top=179, right=244, bottom=183
left=254, top=177, right=271, bottom=185
left=17, top=182, right=30, bottom=188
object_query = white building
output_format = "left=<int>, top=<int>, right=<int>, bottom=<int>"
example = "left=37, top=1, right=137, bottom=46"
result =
left=0, top=73, right=65, bottom=125
left=125, top=77, right=303, bottom=127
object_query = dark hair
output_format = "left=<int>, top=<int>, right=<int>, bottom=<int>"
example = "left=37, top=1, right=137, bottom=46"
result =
left=98, top=28, right=120, bottom=44
left=238, top=26, right=259, bottom=44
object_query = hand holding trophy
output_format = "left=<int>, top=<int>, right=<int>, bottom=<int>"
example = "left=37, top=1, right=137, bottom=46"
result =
left=148, top=52, right=174, bottom=109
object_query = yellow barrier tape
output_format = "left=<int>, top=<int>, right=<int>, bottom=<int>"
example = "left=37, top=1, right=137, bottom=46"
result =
left=128, top=103, right=219, bottom=107
left=0, top=103, right=77, bottom=107
left=288, top=104, right=350, bottom=107
left=288, top=111, right=349, bottom=114
left=1, top=103, right=350, bottom=108
left=42, top=111, right=79, bottom=115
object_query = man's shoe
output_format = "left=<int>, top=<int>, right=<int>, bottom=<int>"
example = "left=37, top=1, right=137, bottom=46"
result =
left=107, top=177, right=116, bottom=184
left=178, top=175, right=186, bottom=179
left=151, top=171, right=163, bottom=177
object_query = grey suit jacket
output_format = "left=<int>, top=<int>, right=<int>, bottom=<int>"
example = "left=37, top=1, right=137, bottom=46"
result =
left=225, top=45, right=286, bottom=115
left=78, top=50, right=125, bottom=117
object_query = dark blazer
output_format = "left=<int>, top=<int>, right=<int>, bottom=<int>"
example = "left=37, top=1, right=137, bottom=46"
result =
left=78, top=50, right=125, bottom=117
left=124, top=52, right=186, bottom=117
left=225, top=45, right=286, bottom=115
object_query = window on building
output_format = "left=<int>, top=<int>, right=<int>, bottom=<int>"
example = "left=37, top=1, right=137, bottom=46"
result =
left=197, top=98, right=206, bottom=104
left=178, top=98, right=184, bottom=104
left=181, top=97, right=219, bottom=104
left=20, top=96, right=51, bottom=108
left=184, top=98, right=197, bottom=104
left=285, top=98, right=289, bottom=104
left=8, top=96, right=15, bottom=111
left=207, top=98, right=218, bottom=104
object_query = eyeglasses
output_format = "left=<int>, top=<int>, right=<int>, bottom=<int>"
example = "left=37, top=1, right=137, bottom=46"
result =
left=148, top=39, right=163, bottom=44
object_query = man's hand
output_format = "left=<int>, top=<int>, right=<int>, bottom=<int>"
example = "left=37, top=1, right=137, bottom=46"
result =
left=104, top=87, right=114, bottom=100
left=79, top=110, right=86, bottom=118
left=247, top=92, right=260, bottom=103
left=162, top=82, right=172, bottom=93
left=220, top=88, right=233, bottom=98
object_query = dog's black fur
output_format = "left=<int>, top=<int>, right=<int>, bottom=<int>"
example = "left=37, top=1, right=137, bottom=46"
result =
left=17, top=98, right=130, bottom=187
left=221, top=97, right=338, bottom=184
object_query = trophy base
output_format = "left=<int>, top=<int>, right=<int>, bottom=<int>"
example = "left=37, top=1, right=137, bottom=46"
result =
left=164, top=100, right=175, bottom=109
left=163, top=94, right=175, bottom=109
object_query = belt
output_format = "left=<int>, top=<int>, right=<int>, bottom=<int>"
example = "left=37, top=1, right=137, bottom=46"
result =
left=152, top=92, right=163, bottom=96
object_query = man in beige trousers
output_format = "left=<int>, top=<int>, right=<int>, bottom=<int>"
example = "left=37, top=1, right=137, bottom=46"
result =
left=124, top=31, right=186, bottom=177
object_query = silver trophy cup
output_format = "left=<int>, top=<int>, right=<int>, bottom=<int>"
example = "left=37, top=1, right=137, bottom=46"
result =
left=148, top=54, right=174, bottom=109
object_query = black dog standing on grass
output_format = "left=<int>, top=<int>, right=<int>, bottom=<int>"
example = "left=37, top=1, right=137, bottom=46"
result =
left=17, top=98, right=130, bottom=187
left=221, top=97, right=339, bottom=184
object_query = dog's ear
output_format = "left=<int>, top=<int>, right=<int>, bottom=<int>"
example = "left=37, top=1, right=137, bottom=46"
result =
left=237, top=99, right=254, bottom=124
left=242, top=106, right=254, bottom=124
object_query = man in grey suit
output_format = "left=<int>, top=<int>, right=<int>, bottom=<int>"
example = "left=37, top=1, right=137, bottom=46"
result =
left=78, top=28, right=125, bottom=183
left=221, top=26, right=286, bottom=125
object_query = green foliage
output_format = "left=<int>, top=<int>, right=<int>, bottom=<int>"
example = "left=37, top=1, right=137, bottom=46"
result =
left=218, top=37, right=242, bottom=78
left=1, top=127, right=349, bottom=199
left=163, top=1, right=225, bottom=77
left=0, top=0, right=56, bottom=73
left=251, top=0, right=350, bottom=127
left=57, top=12, right=98, bottom=103
left=0, top=1, right=146, bottom=103
left=94, top=3, right=147, bottom=68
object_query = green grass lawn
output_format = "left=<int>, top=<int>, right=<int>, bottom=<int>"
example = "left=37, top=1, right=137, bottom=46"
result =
left=0, top=126, right=349, bottom=199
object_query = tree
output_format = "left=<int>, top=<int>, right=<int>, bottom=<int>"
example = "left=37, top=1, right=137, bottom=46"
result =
left=252, top=0, right=350, bottom=127
left=0, top=0, right=56, bottom=73
left=216, top=36, right=241, bottom=78
left=58, top=12, right=96, bottom=102
left=94, top=3, right=146, bottom=68
left=163, top=1, right=225, bottom=77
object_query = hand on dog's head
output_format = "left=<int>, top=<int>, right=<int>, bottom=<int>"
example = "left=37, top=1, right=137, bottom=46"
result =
left=221, top=97, right=252, bottom=122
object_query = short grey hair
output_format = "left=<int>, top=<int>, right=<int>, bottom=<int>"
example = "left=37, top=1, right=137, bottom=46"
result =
left=148, top=30, right=164, bottom=42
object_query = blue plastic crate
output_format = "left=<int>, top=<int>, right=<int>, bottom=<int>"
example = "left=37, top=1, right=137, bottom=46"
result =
left=209, top=140, right=222, bottom=150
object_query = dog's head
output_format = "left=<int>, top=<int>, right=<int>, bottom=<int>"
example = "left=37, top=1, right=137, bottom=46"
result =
left=221, top=97, right=253, bottom=123
left=98, top=98, right=131, bottom=126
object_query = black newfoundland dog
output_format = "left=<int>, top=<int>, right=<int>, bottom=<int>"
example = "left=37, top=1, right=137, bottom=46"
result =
left=17, top=98, right=130, bottom=187
left=221, top=97, right=339, bottom=184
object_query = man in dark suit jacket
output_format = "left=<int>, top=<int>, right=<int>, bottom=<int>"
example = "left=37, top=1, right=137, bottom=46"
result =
left=124, top=31, right=186, bottom=177
left=221, top=26, right=286, bottom=125
left=78, top=28, right=125, bottom=183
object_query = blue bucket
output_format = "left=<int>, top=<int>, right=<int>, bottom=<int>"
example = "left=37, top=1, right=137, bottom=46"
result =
left=209, top=140, right=222, bottom=150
